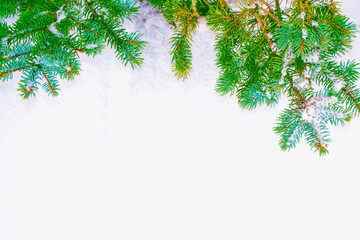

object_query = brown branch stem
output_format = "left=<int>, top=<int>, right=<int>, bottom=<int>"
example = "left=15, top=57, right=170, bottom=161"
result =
left=40, top=69, right=56, bottom=94
left=68, top=16, right=99, bottom=36
left=0, top=66, right=28, bottom=78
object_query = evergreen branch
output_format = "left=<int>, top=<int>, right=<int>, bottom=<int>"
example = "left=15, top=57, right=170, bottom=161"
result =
left=19, top=84, right=37, bottom=99
left=288, top=79, right=306, bottom=107
left=303, top=121, right=330, bottom=156
left=165, top=0, right=200, bottom=79
left=84, top=0, right=99, bottom=16
left=256, top=5, right=282, bottom=25
left=68, top=15, right=99, bottom=36
left=5, top=51, right=30, bottom=61
left=17, top=67, right=39, bottom=99
left=96, top=0, right=140, bottom=21
left=253, top=11, right=272, bottom=46
left=0, top=65, right=28, bottom=79
left=40, top=69, right=56, bottom=95
left=274, top=107, right=304, bottom=151
left=39, top=68, right=59, bottom=96
left=1, top=0, right=359, bottom=155
left=274, top=0, right=282, bottom=20
left=169, top=17, right=198, bottom=79
left=84, top=0, right=145, bottom=67
left=341, top=88, right=360, bottom=116
left=8, top=27, right=48, bottom=42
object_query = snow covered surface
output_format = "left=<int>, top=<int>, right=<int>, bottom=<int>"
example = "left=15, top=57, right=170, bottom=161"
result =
left=1, top=1, right=360, bottom=240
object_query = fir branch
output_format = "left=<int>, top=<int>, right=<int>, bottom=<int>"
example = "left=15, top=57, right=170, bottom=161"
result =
left=341, top=88, right=360, bottom=116
left=84, top=0, right=145, bottom=68
left=256, top=4, right=282, bottom=25
left=253, top=11, right=272, bottom=46
left=67, top=15, right=99, bottom=36
left=274, top=107, right=304, bottom=151
left=0, top=65, right=28, bottom=79
left=2, top=0, right=360, bottom=155
left=17, top=67, right=39, bottom=99
left=164, top=0, right=200, bottom=79
left=274, top=0, right=281, bottom=20
left=40, top=68, right=58, bottom=96
left=303, top=121, right=330, bottom=156
left=169, top=16, right=199, bottom=79
left=5, top=51, right=30, bottom=61
left=1, top=0, right=145, bottom=97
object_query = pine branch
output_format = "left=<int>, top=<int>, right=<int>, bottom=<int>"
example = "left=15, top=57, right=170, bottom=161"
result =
left=304, top=121, right=330, bottom=156
left=0, top=0, right=145, bottom=97
left=274, top=107, right=304, bottom=151
left=0, top=65, right=28, bottom=79
left=40, top=68, right=59, bottom=96
left=342, top=88, right=360, bottom=116
left=2, top=0, right=360, bottom=155
left=274, top=0, right=281, bottom=20
left=164, top=0, right=200, bottom=79
left=84, top=0, right=145, bottom=68
left=5, top=51, right=31, bottom=61
left=68, top=15, right=99, bottom=36
left=17, top=67, right=39, bottom=99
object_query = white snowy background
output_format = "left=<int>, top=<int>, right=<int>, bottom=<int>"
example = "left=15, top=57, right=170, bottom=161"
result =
left=1, top=1, right=360, bottom=240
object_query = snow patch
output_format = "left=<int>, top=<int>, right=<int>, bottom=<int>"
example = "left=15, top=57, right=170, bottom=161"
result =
left=33, top=56, right=41, bottom=65
left=305, top=51, right=320, bottom=63
left=1, top=37, right=9, bottom=48
left=298, top=95, right=342, bottom=145
left=299, top=12, right=306, bottom=19
left=279, top=49, right=294, bottom=85
left=38, top=11, right=48, bottom=16
left=312, top=21, right=319, bottom=27
left=333, top=79, right=346, bottom=93
left=294, top=67, right=311, bottom=91
left=302, top=28, right=308, bottom=39
left=328, top=74, right=345, bottom=93
left=299, top=95, right=344, bottom=136
left=262, top=86, right=271, bottom=99
left=56, top=6, right=67, bottom=23
left=4, top=15, right=19, bottom=26
left=48, top=23, right=59, bottom=35
left=294, top=76, right=310, bottom=90
left=271, top=42, right=279, bottom=53
left=85, top=44, right=98, bottom=49
left=301, top=106, right=317, bottom=122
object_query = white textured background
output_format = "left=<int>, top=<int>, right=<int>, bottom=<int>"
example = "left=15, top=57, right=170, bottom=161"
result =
left=1, top=1, right=360, bottom=240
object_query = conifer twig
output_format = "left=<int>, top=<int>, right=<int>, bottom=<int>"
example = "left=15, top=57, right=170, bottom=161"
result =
left=0, top=66, right=28, bottom=79
left=40, top=69, right=57, bottom=95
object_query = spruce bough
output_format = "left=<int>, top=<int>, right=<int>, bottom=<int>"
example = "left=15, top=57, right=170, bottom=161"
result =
left=0, top=0, right=145, bottom=98
left=1, top=0, right=360, bottom=155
